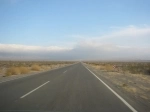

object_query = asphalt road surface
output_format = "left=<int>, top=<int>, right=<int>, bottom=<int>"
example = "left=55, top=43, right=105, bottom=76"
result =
left=0, top=63, right=137, bottom=112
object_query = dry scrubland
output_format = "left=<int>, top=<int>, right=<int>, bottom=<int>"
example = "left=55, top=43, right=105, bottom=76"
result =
left=85, top=61, right=150, bottom=75
left=85, top=61, right=150, bottom=109
left=0, top=61, right=74, bottom=77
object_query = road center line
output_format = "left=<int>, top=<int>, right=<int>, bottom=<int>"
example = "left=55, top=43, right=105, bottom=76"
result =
left=20, top=81, right=50, bottom=99
left=83, top=64, right=137, bottom=112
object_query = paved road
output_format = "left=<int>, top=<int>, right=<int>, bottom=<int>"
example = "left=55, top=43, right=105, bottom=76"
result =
left=0, top=63, right=136, bottom=112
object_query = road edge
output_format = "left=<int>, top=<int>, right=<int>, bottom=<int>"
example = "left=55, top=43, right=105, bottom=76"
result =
left=82, top=62, right=138, bottom=112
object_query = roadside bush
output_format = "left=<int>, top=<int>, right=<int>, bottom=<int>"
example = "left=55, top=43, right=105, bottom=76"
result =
left=104, top=65, right=114, bottom=72
left=19, top=67, right=30, bottom=74
left=6, top=67, right=20, bottom=76
left=5, top=66, right=30, bottom=76
left=31, top=64, right=40, bottom=71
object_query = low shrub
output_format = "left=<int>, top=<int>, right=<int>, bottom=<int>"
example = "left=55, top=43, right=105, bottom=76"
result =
left=31, top=64, right=40, bottom=71
left=19, top=67, right=30, bottom=74
left=5, top=66, right=30, bottom=76
left=6, top=67, right=20, bottom=76
left=105, top=65, right=114, bottom=72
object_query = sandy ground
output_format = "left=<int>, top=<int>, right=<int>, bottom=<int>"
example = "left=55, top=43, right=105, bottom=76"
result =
left=86, top=64, right=150, bottom=111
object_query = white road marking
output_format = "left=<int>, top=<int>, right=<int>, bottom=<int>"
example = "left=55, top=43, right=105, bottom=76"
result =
left=63, top=70, right=67, bottom=73
left=20, top=81, right=50, bottom=99
left=83, top=64, right=138, bottom=112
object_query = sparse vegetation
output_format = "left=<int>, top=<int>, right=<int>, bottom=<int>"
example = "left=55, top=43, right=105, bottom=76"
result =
left=6, top=67, right=20, bottom=76
left=31, top=64, right=40, bottom=71
left=85, top=61, right=150, bottom=75
left=19, top=67, right=30, bottom=74
left=85, top=61, right=150, bottom=106
left=6, top=66, right=30, bottom=76
left=0, top=61, right=74, bottom=76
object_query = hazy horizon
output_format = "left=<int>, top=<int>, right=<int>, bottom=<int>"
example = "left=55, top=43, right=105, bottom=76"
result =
left=0, top=0, right=150, bottom=60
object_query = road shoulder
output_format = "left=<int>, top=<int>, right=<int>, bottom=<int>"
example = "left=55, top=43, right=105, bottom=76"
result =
left=84, top=63, right=149, bottom=112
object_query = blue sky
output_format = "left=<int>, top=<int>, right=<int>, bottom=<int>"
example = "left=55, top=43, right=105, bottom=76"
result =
left=0, top=0, right=150, bottom=60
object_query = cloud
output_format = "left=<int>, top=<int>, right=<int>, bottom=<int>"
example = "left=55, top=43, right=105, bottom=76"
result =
left=71, top=40, right=150, bottom=60
left=74, top=25, right=150, bottom=47
left=0, top=44, right=73, bottom=60
left=0, top=25, right=150, bottom=60
left=0, top=44, right=72, bottom=53
left=97, top=25, right=150, bottom=45
left=0, top=42, right=149, bottom=60
left=107, top=25, right=150, bottom=38
left=69, top=25, right=150, bottom=60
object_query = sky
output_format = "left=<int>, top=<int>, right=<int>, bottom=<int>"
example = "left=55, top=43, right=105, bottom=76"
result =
left=0, top=0, right=150, bottom=60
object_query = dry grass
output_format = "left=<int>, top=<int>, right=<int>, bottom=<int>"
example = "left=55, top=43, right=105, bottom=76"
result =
left=31, top=64, right=40, bottom=71
left=88, top=64, right=115, bottom=72
left=6, top=67, right=20, bottom=76
left=86, top=61, right=150, bottom=103
left=6, top=66, right=30, bottom=76
left=19, top=67, right=30, bottom=74
left=0, top=61, right=74, bottom=76
left=124, top=86, right=137, bottom=93
left=85, top=61, right=150, bottom=75
left=105, top=64, right=114, bottom=71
